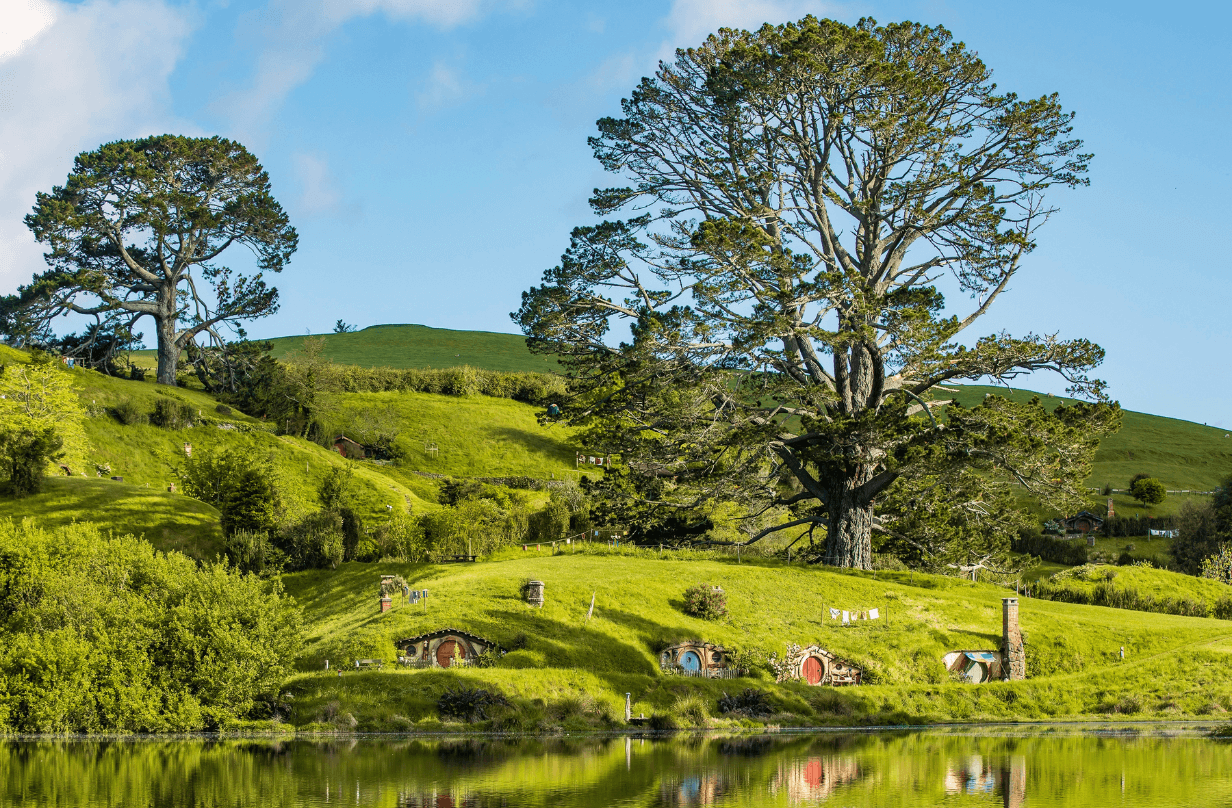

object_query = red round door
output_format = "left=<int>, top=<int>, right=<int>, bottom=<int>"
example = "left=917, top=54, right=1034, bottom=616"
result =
left=436, top=640, right=461, bottom=667
left=803, top=655, right=824, bottom=685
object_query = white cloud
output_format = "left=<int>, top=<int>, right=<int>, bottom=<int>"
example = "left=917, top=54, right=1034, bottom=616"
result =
left=292, top=152, right=342, bottom=215
left=220, top=0, right=500, bottom=139
left=0, top=0, right=195, bottom=292
left=0, top=0, right=58, bottom=62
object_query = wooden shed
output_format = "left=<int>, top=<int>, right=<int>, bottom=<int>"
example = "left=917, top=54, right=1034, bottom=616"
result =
left=396, top=628, right=498, bottom=669
left=332, top=434, right=366, bottom=460
left=1063, top=510, right=1105, bottom=534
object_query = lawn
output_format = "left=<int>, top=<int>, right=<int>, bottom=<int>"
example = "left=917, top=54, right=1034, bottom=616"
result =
left=278, top=548, right=1232, bottom=730
left=0, top=477, right=224, bottom=559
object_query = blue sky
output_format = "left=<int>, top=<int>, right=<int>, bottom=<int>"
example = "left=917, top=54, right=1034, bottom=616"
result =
left=1, top=0, right=1228, bottom=426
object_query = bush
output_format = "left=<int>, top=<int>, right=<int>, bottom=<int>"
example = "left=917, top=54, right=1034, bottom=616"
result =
left=436, top=687, right=509, bottom=722
left=177, top=449, right=281, bottom=537
left=277, top=511, right=344, bottom=571
left=718, top=689, right=772, bottom=718
left=224, top=529, right=276, bottom=575
left=1012, top=532, right=1088, bottom=565
left=111, top=399, right=147, bottom=425
left=0, top=521, right=301, bottom=732
left=682, top=583, right=728, bottom=620
left=0, top=427, right=63, bottom=497
left=150, top=397, right=195, bottom=429
left=671, top=693, right=710, bottom=727
left=214, top=404, right=232, bottom=415
left=1130, top=476, right=1167, bottom=507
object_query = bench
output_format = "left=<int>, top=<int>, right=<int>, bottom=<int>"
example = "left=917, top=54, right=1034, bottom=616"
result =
left=354, top=658, right=384, bottom=670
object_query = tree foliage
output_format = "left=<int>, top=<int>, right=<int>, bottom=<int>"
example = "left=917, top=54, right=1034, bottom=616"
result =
left=515, top=16, right=1119, bottom=570
left=0, top=360, right=87, bottom=495
left=1174, top=480, right=1232, bottom=575
left=1129, top=476, right=1166, bottom=507
left=176, top=448, right=281, bottom=537
left=0, top=521, right=301, bottom=732
left=12, top=135, right=296, bottom=386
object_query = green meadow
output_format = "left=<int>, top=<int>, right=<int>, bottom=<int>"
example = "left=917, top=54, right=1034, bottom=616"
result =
left=279, top=547, right=1232, bottom=730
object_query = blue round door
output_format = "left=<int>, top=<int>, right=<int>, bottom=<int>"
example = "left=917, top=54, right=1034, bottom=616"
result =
left=680, top=650, right=702, bottom=671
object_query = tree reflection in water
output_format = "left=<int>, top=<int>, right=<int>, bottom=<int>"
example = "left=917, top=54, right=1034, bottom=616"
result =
left=0, top=731, right=1228, bottom=806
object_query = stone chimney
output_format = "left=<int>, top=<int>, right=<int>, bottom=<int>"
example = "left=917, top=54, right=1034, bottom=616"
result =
left=1107, top=497, right=1115, bottom=518
left=1002, top=598, right=1026, bottom=680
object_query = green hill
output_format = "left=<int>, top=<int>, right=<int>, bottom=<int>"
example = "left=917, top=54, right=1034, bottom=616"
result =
left=278, top=549, right=1232, bottom=730
left=135, top=324, right=555, bottom=374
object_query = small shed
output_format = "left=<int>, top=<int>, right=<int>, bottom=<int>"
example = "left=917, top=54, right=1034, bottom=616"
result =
left=396, top=628, right=498, bottom=669
left=332, top=434, right=366, bottom=460
left=660, top=641, right=734, bottom=678
left=776, top=644, right=862, bottom=686
left=1063, top=511, right=1104, bottom=534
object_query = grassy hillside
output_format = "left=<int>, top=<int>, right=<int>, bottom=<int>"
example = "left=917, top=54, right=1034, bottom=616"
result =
left=0, top=477, right=224, bottom=559
left=279, top=549, right=1232, bottom=730
left=134, top=324, right=555, bottom=374
left=324, top=390, right=583, bottom=480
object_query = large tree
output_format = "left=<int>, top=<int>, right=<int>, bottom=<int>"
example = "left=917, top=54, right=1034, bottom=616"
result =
left=14, top=135, right=296, bottom=386
left=515, top=17, right=1120, bottom=570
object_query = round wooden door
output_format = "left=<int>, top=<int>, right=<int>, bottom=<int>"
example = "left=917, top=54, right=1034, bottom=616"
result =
left=679, top=650, right=702, bottom=672
left=436, top=640, right=462, bottom=667
left=803, top=655, right=824, bottom=685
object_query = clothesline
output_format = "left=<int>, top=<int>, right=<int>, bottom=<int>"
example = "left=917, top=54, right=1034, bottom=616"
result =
left=826, top=605, right=888, bottom=626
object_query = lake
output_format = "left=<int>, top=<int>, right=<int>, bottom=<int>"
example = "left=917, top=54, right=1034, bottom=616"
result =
left=3, top=728, right=1230, bottom=806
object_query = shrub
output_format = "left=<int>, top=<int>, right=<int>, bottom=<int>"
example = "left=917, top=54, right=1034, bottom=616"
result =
left=0, top=521, right=301, bottom=732
left=1129, top=476, right=1166, bottom=507
left=150, top=397, right=195, bottom=429
left=671, top=693, right=710, bottom=727
left=682, top=583, right=728, bottom=620
left=647, top=713, right=678, bottom=731
left=224, top=529, right=276, bottom=575
left=718, top=689, right=772, bottom=718
left=1201, top=544, right=1232, bottom=586
left=214, top=403, right=232, bottom=415
left=111, top=399, right=147, bottom=425
left=0, top=427, right=63, bottom=497
left=436, top=687, right=509, bottom=722
left=177, top=449, right=281, bottom=537
left=277, top=511, right=344, bottom=571
left=1011, top=532, right=1088, bottom=565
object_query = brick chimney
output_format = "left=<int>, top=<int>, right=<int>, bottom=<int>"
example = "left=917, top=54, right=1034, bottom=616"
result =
left=1002, top=598, right=1026, bottom=680
left=1107, top=497, right=1115, bottom=518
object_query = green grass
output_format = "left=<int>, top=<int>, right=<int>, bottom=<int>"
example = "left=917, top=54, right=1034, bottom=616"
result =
left=1039, top=563, right=1232, bottom=607
left=133, top=324, right=556, bottom=374
left=0, top=477, right=224, bottom=559
left=278, top=549, right=1232, bottom=730
left=324, top=390, right=586, bottom=481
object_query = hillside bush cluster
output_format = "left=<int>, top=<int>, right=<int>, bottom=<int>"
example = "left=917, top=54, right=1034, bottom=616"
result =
left=310, top=363, right=566, bottom=404
left=110, top=396, right=196, bottom=429
left=0, top=361, right=87, bottom=496
left=1012, top=532, right=1089, bottom=565
left=682, top=583, right=728, bottom=620
left=1174, top=486, right=1232, bottom=574
left=1028, top=577, right=1232, bottom=620
left=0, top=521, right=301, bottom=732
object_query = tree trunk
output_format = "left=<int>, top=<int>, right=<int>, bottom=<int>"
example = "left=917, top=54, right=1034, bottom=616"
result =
left=823, top=473, right=876, bottom=569
left=155, top=314, right=179, bottom=386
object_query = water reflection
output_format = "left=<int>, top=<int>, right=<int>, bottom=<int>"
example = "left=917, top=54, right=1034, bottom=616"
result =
left=0, top=730, right=1228, bottom=807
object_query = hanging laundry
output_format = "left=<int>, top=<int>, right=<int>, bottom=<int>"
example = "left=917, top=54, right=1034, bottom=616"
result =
left=830, top=608, right=840, bottom=620
left=842, top=611, right=850, bottom=625
left=869, top=608, right=880, bottom=620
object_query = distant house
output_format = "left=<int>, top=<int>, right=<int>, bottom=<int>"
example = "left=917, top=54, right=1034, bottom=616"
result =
left=1063, top=511, right=1105, bottom=534
left=660, top=641, right=737, bottom=679
left=396, top=628, right=498, bottom=668
left=332, top=435, right=366, bottom=459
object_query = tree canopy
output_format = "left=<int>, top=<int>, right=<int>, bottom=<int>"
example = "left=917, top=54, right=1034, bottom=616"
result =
left=12, top=135, right=296, bottom=386
left=516, top=16, right=1120, bottom=571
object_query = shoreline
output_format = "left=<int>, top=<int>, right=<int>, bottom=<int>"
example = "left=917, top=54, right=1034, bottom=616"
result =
left=3, top=719, right=1228, bottom=742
